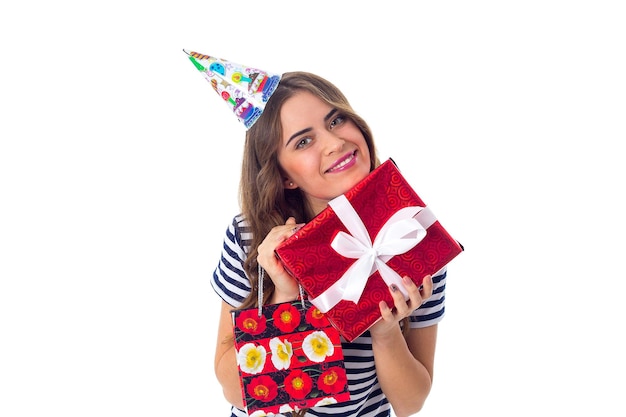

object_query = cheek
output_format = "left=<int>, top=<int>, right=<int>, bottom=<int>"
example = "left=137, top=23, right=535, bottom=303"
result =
left=278, top=158, right=305, bottom=183
left=277, top=151, right=294, bottom=173
left=279, top=151, right=315, bottom=172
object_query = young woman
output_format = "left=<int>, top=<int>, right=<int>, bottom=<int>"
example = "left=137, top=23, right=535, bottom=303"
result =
left=211, top=71, right=447, bottom=417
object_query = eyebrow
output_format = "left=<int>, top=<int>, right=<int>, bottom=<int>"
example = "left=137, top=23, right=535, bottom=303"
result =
left=285, top=108, right=338, bottom=148
left=324, top=108, right=338, bottom=122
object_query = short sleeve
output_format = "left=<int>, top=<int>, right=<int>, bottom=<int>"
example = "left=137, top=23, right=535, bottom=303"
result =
left=408, top=267, right=447, bottom=328
left=210, top=215, right=253, bottom=308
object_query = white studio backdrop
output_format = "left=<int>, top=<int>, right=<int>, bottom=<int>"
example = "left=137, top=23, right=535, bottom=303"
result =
left=1, top=1, right=625, bottom=416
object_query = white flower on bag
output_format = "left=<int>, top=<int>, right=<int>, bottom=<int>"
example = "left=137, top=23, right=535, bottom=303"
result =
left=236, top=343, right=266, bottom=374
left=315, top=397, right=339, bottom=406
left=250, top=410, right=276, bottom=417
left=269, top=337, right=293, bottom=370
left=302, top=330, right=334, bottom=362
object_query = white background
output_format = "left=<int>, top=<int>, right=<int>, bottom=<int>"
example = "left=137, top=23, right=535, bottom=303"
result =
left=1, top=1, right=625, bottom=416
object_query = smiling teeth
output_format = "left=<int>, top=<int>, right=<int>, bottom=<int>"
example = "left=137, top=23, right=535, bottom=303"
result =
left=329, top=154, right=354, bottom=172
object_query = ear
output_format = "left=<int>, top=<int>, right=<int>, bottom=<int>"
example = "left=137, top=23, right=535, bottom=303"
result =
left=283, top=178, right=298, bottom=189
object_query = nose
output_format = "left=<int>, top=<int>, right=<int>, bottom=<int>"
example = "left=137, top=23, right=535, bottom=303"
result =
left=320, top=130, right=345, bottom=155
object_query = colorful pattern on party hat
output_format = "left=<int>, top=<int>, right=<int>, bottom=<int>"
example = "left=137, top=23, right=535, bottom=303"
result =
left=184, top=50, right=281, bottom=130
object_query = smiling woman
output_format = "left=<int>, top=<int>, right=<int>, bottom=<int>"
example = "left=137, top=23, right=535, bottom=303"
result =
left=194, top=58, right=449, bottom=417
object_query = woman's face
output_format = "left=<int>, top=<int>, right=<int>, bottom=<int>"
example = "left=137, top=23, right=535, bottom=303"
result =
left=277, top=90, right=371, bottom=215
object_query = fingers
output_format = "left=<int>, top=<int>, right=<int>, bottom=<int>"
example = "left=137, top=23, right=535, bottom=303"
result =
left=261, top=218, right=303, bottom=249
left=257, top=218, right=305, bottom=271
left=277, top=217, right=304, bottom=239
left=420, top=274, right=434, bottom=300
left=380, top=275, right=434, bottom=321
left=286, top=217, right=305, bottom=234
left=257, top=218, right=306, bottom=302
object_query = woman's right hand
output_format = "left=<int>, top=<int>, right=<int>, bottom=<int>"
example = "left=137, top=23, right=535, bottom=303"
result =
left=256, top=217, right=304, bottom=303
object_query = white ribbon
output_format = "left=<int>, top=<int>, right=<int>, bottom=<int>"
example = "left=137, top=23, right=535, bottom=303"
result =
left=310, top=194, right=437, bottom=313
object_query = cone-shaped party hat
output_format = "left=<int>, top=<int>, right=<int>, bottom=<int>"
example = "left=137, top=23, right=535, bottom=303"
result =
left=184, top=50, right=281, bottom=130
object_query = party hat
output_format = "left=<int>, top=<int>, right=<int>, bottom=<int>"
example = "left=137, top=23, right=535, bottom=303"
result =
left=184, top=50, right=281, bottom=130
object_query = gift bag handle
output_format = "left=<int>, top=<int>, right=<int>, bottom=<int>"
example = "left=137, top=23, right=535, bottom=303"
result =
left=257, top=264, right=305, bottom=317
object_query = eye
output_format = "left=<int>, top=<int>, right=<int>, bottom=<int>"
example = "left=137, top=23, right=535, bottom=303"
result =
left=329, top=114, right=346, bottom=130
left=295, top=136, right=313, bottom=149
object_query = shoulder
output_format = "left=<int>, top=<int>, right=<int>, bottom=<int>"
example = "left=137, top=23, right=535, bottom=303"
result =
left=223, top=214, right=252, bottom=252
left=212, top=214, right=253, bottom=307
left=228, top=213, right=248, bottom=238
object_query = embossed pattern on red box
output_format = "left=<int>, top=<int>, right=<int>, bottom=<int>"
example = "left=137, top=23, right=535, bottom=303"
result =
left=275, top=159, right=463, bottom=342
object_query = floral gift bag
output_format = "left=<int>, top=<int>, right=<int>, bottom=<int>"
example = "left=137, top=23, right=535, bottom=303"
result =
left=232, top=270, right=350, bottom=416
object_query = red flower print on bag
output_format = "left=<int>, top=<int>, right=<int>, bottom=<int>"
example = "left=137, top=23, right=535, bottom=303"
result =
left=272, top=303, right=301, bottom=333
left=318, top=366, right=348, bottom=394
left=246, top=375, right=279, bottom=402
left=305, top=305, right=330, bottom=328
left=284, top=369, right=314, bottom=399
left=232, top=298, right=350, bottom=415
left=235, top=309, right=267, bottom=335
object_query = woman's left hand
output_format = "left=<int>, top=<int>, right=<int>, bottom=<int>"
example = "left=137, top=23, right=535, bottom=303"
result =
left=369, top=275, right=433, bottom=337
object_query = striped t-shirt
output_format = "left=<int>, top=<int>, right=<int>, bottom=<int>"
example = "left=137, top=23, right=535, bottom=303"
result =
left=211, top=214, right=447, bottom=417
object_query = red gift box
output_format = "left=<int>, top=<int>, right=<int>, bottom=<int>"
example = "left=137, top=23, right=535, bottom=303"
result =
left=275, top=159, right=463, bottom=342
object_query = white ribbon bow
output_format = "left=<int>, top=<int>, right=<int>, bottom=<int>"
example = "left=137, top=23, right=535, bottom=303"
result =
left=310, top=194, right=436, bottom=313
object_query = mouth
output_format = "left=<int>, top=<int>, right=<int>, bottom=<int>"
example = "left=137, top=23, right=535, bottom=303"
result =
left=326, top=151, right=357, bottom=173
